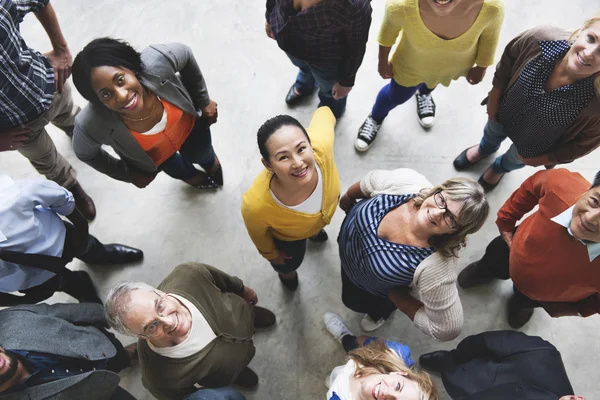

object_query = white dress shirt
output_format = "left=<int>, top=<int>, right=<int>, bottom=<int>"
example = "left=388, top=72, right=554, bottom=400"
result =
left=551, top=205, right=600, bottom=262
left=0, top=176, right=75, bottom=292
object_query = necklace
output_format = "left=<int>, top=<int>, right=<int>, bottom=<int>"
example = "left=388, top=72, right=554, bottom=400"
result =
left=120, top=94, right=156, bottom=122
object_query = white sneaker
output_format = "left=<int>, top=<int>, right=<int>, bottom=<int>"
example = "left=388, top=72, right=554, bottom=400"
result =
left=415, top=92, right=436, bottom=128
left=324, top=312, right=353, bottom=341
left=355, top=115, right=381, bottom=152
left=360, top=314, right=387, bottom=332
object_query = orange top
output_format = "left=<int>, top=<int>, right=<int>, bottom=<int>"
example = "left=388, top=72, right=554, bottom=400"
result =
left=130, top=99, right=196, bottom=166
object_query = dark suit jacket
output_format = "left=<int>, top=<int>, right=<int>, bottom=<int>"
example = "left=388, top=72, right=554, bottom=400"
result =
left=443, top=330, right=574, bottom=400
left=0, top=303, right=135, bottom=400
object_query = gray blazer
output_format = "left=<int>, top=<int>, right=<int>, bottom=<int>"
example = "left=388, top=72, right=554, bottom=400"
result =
left=0, top=303, right=134, bottom=400
left=73, top=43, right=211, bottom=183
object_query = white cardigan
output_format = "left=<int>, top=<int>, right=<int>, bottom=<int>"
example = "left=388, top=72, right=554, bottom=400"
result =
left=359, top=168, right=463, bottom=341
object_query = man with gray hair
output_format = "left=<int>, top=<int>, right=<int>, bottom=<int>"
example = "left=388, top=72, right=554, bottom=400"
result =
left=105, top=262, right=275, bottom=400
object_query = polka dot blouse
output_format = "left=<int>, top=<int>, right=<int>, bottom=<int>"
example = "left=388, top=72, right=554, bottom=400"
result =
left=497, top=40, right=596, bottom=158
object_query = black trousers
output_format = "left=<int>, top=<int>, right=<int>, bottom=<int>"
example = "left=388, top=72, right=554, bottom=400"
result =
left=270, top=237, right=307, bottom=274
left=341, top=268, right=397, bottom=321
left=0, top=223, right=108, bottom=306
left=478, top=235, right=543, bottom=309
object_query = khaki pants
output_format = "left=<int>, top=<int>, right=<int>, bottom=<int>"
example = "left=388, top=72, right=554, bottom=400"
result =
left=17, top=82, right=80, bottom=188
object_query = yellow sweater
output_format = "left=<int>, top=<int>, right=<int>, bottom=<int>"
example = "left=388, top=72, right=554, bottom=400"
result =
left=378, top=0, right=504, bottom=88
left=242, top=107, right=341, bottom=260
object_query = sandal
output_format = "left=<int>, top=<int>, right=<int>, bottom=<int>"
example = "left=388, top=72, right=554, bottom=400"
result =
left=183, top=170, right=218, bottom=189
left=208, top=164, right=223, bottom=186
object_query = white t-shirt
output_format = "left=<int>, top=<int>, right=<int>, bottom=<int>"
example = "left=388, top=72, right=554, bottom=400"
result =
left=139, top=108, right=167, bottom=135
left=271, top=164, right=323, bottom=214
left=326, top=359, right=355, bottom=400
left=147, top=294, right=216, bottom=358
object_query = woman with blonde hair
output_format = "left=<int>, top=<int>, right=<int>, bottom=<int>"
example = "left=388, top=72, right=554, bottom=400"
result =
left=324, top=312, right=438, bottom=400
left=454, top=12, right=600, bottom=191
left=337, top=169, right=488, bottom=338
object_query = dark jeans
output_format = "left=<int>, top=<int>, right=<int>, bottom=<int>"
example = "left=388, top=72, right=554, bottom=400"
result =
left=371, top=79, right=435, bottom=124
left=341, top=268, right=397, bottom=321
left=0, top=223, right=111, bottom=306
left=270, top=237, right=307, bottom=274
left=478, top=235, right=543, bottom=309
left=160, top=118, right=216, bottom=180
left=287, top=53, right=346, bottom=119
left=183, top=387, right=246, bottom=400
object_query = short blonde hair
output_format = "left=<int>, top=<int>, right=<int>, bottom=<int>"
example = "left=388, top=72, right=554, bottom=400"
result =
left=569, top=11, right=600, bottom=96
left=349, top=339, right=439, bottom=400
left=412, top=177, right=489, bottom=258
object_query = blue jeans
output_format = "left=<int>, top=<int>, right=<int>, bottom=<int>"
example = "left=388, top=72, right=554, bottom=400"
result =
left=478, top=119, right=525, bottom=174
left=287, top=53, right=346, bottom=119
left=160, top=119, right=216, bottom=180
left=371, top=79, right=434, bottom=124
left=183, top=387, right=246, bottom=400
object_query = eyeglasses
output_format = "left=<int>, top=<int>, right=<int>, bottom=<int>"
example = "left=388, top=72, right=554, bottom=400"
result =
left=433, top=190, right=459, bottom=229
left=138, top=291, right=170, bottom=338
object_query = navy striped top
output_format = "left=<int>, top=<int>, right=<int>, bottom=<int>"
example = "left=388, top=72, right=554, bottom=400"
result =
left=339, top=194, right=435, bottom=297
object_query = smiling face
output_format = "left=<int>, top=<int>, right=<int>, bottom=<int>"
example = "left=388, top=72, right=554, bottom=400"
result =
left=262, top=125, right=316, bottom=186
left=0, top=348, right=19, bottom=388
left=122, top=289, right=192, bottom=346
left=425, top=0, right=462, bottom=15
left=566, top=20, right=600, bottom=79
left=355, top=372, right=421, bottom=400
left=570, top=186, right=600, bottom=242
left=415, top=191, right=462, bottom=236
left=90, top=65, right=148, bottom=116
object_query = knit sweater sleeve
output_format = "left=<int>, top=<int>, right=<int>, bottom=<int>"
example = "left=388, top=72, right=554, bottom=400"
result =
left=411, top=252, right=463, bottom=341
left=474, top=0, right=505, bottom=67
left=359, top=168, right=432, bottom=197
left=377, top=0, right=405, bottom=47
left=241, top=190, right=279, bottom=260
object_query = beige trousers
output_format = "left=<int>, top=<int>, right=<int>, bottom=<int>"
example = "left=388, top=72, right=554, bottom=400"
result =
left=17, top=82, right=80, bottom=188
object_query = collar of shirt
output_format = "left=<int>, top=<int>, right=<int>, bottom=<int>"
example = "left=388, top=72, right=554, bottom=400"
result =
left=551, top=205, right=600, bottom=262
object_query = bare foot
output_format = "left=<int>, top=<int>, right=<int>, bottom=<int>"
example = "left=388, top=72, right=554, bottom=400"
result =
left=482, top=167, right=504, bottom=184
left=466, top=145, right=484, bottom=163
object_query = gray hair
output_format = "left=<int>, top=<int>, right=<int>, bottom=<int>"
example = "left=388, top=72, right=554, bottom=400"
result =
left=105, top=281, right=156, bottom=337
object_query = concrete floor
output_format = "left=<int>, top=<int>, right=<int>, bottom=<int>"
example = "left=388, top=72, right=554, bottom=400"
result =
left=6, top=0, right=599, bottom=398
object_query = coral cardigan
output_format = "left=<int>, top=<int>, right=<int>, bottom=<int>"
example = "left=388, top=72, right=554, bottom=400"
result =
left=241, top=107, right=340, bottom=260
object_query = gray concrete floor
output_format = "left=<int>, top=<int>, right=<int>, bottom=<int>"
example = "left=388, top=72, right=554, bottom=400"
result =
left=6, top=0, right=599, bottom=398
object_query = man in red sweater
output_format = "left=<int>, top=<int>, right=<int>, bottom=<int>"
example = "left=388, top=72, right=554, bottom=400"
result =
left=458, top=168, right=600, bottom=328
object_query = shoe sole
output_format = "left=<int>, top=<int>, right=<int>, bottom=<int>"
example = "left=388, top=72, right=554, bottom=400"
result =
left=354, top=141, right=372, bottom=152
left=417, top=117, right=435, bottom=129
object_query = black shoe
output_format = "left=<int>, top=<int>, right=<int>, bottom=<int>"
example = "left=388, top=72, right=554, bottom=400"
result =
left=415, top=92, right=436, bottom=128
left=285, top=84, right=312, bottom=105
left=88, top=244, right=143, bottom=265
left=63, top=271, right=102, bottom=304
left=478, top=165, right=505, bottom=193
left=458, top=262, right=492, bottom=289
left=308, top=229, right=328, bottom=243
left=507, top=294, right=534, bottom=329
left=419, top=351, right=456, bottom=373
left=278, top=271, right=299, bottom=291
left=253, top=306, right=276, bottom=328
left=545, top=164, right=556, bottom=170
left=453, top=145, right=484, bottom=170
left=69, top=182, right=96, bottom=221
left=209, top=164, right=223, bottom=186
left=234, top=367, right=259, bottom=388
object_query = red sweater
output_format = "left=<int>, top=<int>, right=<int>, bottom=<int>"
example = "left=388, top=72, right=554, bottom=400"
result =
left=496, top=169, right=600, bottom=317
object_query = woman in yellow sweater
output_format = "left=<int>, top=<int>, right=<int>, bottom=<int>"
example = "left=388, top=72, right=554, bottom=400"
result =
left=242, top=107, right=340, bottom=290
left=355, top=0, right=504, bottom=152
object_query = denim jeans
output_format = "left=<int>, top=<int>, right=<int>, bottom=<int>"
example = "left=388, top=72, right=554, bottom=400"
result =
left=183, top=387, right=246, bottom=400
left=478, top=119, right=525, bottom=174
left=371, top=79, right=434, bottom=124
left=287, top=53, right=346, bottom=119
left=160, top=119, right=216, bottom=180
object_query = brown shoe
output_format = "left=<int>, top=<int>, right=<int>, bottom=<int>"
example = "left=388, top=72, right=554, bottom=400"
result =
left=458, top=262, right=492, bottom=289
left=69, top=182, right=96, bottom=220
left=234, top=367, right=258, bottom=388
left=253, top=306, right=276, bottom=328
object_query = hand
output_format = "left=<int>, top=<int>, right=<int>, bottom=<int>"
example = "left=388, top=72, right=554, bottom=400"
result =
left=500, top=230, right=513, bottom=249
left=241, top=286, right=258, bottom=306
left=332, top=83, right=352, bottom=100
left=270, top=251, right=292, bottom=266
left=44, top=46, right=72, bottom=93
left=130, top=170, right=157, bottom=188
left=486, top=86, right=502, bottom=122
left=339, top=192, right=356, bottom=214
left=466, top=66, right=487, bottom=85
left=0, top=127, right=30, bottom=152
left=517, top=154, right=551, bottom=167
left=378, top=61, right=393, bottom=79
left=265, top=22, right=275, bottom=39
left=201, top=100, right=218, bottom=125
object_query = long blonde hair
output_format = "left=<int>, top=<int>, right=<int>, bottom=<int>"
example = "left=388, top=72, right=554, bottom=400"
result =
left=349, top=340, right=439, bottom=400
left=569, top=11, right=600, bottom=96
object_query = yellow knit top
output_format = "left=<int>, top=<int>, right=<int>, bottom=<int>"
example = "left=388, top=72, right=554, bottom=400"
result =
left=241, top=107, right=341, bottom=260
left=378, top=0, right=504, bottom=88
